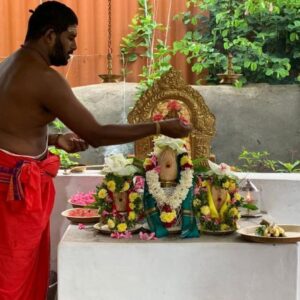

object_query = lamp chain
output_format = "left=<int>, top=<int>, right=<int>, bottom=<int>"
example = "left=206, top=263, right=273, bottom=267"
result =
left=107, top=0, right=112, bottom=75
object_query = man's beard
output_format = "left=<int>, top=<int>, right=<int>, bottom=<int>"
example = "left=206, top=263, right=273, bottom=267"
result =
left=49, top=37, right=69, bottom=66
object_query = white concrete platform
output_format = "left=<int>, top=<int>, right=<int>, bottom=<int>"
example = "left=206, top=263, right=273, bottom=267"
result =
left=58, top=221, right=300, bottom=300
left=51, top=171, right=300, bottom=300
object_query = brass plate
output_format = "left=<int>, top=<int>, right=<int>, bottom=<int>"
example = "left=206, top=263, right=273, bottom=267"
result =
left=61, top=208, right=100, bottom=224
left=201, top=229, right=235, bottom=236
left=237, top=225, right=300, bottom=243
left=67, top=199, right=86, bottom=208
left=93, top=223, right=142, bottom=235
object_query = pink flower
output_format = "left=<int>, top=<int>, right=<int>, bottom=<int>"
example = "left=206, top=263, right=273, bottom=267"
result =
left=134, top=176, right=145, bottom=191
left=152, top=113, right=164, bottom=122
left=150, top=155, right=157, bottom=166
left=69, top=191, right=96, bottom=206
left=194, top=186, right=200, bottom=195
left=167, top=100, right=181, bottom=111
left=179, top=115, right=189, bottom=125
left=153, top=166, right=161, bottom=174
left=110, top=231, right=132, bottom=239
left=220, top=163, right=229, bottom=171
left=78, top=223, right=86, bottom=230
left=202, top=215, right=211, bottom=222
left=122, top=231, right=133, bottom=239
left=197, top=176, right=202, bottom=185
left=214, top=218, right=221, bottom=225
left=111, top=232, right=122, bottom=239
left=139, top=232, right=157, bottom=240
left=102, top=210, right=110, bottom=217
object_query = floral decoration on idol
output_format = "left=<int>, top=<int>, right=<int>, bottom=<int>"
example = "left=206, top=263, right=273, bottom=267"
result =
left=92, top=154, right=144, bottom=234
left=143, top=135, right=199, bottom=238
left=144, top=136, right=194, bottom=229
left=152, top=100, right=190, bottom=125
left=192, top=161, right=256, bottom=232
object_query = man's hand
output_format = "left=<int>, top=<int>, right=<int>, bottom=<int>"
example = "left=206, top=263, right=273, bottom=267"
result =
left=56, top=133, right=89, bottom=153
left=159, top=118, right=192, bottom=138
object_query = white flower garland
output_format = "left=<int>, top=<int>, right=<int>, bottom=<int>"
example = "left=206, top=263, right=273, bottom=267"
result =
left=146, top=168, right=194, bottom=210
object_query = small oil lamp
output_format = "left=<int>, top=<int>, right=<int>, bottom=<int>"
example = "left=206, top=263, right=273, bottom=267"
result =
left=240, top=179, right=262, bottom=218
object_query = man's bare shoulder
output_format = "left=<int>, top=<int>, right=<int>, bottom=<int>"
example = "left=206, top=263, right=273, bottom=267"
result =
left=38, top=67, right=70, bottom=91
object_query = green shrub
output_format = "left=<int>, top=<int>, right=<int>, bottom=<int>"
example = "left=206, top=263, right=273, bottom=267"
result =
left=174, top=0, right=300, bottom=85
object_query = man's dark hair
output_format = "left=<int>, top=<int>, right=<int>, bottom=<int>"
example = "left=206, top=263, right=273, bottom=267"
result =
left=25, top=1, right=78, bottom=42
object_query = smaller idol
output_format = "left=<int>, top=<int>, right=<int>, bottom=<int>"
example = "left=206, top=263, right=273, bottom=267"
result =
left=193, top=161, right=255, bottom=234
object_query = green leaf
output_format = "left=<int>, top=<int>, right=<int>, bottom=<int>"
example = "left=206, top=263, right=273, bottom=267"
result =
left=128, top=53, right=138, bottom=62
left=250, top=62, right=257, bottom=71
left=224, top=42, right=230, bottom=50
left=265, top=69, right=273, bottom=76
left=243, top=203, right=258, bottom=210
left=290, top=32, right=298, bottom=41
left=244, top=61, right=251, bottom=68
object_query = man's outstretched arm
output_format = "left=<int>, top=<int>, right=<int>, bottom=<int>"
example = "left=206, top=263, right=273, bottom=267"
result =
left=41, top=70, right=191, bottom=148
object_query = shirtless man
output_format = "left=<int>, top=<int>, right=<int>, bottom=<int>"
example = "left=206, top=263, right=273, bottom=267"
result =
left=0, top=2, right=190, bottom=300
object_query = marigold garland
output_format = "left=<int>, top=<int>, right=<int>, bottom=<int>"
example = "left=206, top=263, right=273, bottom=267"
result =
left=192, top=163, right=252, bottom=232
left=92, top=172, right=144, bottom=234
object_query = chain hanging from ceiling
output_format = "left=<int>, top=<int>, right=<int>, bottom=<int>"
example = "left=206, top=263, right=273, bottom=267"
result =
left=99, top=0, right=122, bottom=83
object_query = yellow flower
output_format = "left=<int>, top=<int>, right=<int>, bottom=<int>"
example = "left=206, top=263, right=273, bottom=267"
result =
left=220, top=223, right=230, bottom=231
left=180, top=155, right=192, bottom=166
left=129, top=192, right=139, bottom=202
left=160, top=211, right=176, bottom=223
left=107, top=180, right=116, bottom=192
left=222, top=181, right=230, bottom=189
left=193, top=199, right=201, bottom=207
left=143, top=158, right=152, bottom=167
left=234, top=193, right=241, bottom=201
left=129, top=203, right=135, bottom=210
left=122, top=181, right=130, bottom=192
left=201, top=205, right=210, bottom=216
left=107, top=219, right=115, bottom=229
left=117, top=223, right=127, bottom=233
left=201, top=180, right=208, bottom=187
left=128, top=211, right=136, bottom=221
left=229, top=207, right=239, bottom=217
left=97, top=188, right=107, bottom=199
left=229, top=181, right=236, bottom=193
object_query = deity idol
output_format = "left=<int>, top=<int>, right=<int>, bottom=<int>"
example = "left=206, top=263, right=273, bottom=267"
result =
left=143, top=136, right=199, bottom=238
left=193, top=161, right=244, bottom=232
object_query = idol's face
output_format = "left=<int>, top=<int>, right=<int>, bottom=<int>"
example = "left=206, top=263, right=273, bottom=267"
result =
left=49, top=25, right=77, bottom=66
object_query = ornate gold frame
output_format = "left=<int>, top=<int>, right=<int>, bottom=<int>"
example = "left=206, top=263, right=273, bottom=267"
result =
left=128, top=68, right=216, bottom=160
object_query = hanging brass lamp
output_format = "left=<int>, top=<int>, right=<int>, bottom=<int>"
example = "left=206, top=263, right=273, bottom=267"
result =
left=98, top=0, right=122, bottom=83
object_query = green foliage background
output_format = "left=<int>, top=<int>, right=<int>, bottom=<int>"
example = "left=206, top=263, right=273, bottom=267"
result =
left=121, top=0, right=300, bottom=89
left=174, top=0, right=300, bottom=86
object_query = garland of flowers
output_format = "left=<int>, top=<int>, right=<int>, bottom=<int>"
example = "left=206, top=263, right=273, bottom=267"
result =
left=192, top=161, right=256, bottom=231
left=146, top=168, right=193, bottom=210
left=91, top=154, right=145, bottom=234
left=93, top=175, right=144, bottom=234
left=144, top=144, right=193, bottom=227
left=193, top=175, right=243, bottom=231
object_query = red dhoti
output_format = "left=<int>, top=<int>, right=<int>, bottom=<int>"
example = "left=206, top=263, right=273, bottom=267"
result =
left=0, top=150, right=60, bottom=300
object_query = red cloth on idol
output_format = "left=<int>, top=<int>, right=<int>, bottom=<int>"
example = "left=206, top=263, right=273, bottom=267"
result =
left=0, top=150, right=60, bottom=300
